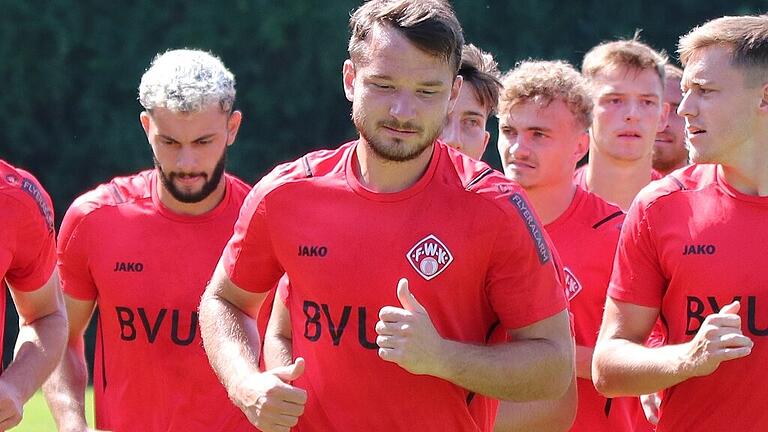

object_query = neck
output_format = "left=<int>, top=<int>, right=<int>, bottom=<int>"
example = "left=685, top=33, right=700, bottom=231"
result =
left=719, top=142, right=768, bottom=196
left=525, top=181, right=578, bottom=225
left=656, top=160, right=688, bottom=176
left=155, top=173, right=227, bottom=216
left=587, top=147, right=653, bottom=210
left=353, top=139, right=434, bottom=193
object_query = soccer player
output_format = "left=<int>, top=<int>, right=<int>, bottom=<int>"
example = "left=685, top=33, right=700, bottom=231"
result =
left=199, top=1, right=574, bottom=431
left=575, top=38, right=670, bottom=210
left=0, top=161, right=67, bottom=430
left=494, top=60, right=651, bottom=432
left=42, top=49, right=252, bottom=431
left=592, top=15, right=768, bottom=431
left=439, top=43, right=502, bottom=160
left=652, top=64, right=689, bottom=175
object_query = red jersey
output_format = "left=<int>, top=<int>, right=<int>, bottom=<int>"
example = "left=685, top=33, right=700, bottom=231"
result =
left=57, top=170, right=252, bottom=432
left=223, top=141, right=567, bottom=432
left=546, top=187, right=651, bottom=431
left=0, top=160, right=56, bottom=360
left=608, top=164, right=768, bottom=431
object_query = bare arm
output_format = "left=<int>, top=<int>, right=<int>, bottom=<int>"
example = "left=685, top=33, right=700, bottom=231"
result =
left=494, top=374, right=577, bottom=432
left=592, top=297, right=752, bottom=397
left=2, top=270, right=68, bottom=430
left=263, top=293, right=293, bottom=370
left=42, top=294, right=95, bottom=432
left=199, top=263, right=306, bottom=432
left=376, top=278, right=574, bottom=401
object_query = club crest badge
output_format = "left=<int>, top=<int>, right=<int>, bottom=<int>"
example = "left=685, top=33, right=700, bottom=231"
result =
left=4, top=174, right=19, bottom=187
left=406, top=234, right=453, bottom=281
left=563, top=267, right=582, bottom=301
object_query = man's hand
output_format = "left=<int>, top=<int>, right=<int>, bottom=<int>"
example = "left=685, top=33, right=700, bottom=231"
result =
left=0, top=379, right=22, bottom=431
left=234, top=358, right=308, bottom=432
left=376, top=278, right=445, bottom=375
left=683, top=301, right=753, bottom=378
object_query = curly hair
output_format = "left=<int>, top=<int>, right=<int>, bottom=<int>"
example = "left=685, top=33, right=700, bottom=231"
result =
left=139, top=49, right=236, bottom=113
left=499, top=60, right=593, bottom=130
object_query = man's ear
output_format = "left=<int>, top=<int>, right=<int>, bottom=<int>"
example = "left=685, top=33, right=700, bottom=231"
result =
left=342, top=59, right=356, bottom=103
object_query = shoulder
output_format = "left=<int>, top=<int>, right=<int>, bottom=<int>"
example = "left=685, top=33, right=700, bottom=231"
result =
left=0, top=161, right=54, bottom=232
left=579, top=188, right=625, bottom=231
left=251, top=143, right=351, bottom=199
left=64, top=170, right=153, bottom=225
left=635, top=164, right=716, bottom=211
left=224, top=173, right=252, bottom=199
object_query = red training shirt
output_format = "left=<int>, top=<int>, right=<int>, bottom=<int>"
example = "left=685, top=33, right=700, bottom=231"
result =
left=609, top=164, right=768, bottom=431
left=223, top=141, right=567, bottom=432
left=0, top=160, right=56, bottom=360
left=57, top=170, right=252, bottom=432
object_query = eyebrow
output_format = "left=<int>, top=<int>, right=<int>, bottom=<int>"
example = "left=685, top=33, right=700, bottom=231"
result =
left=461, top=110, right=486, bottom=118
left=158, top=133, right=217, bottom=142
left=601, top=92, right=660, bottom=99
left=368, top=74, right=445, bottom=87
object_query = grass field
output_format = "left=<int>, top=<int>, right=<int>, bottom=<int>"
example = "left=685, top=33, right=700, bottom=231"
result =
left=11, top=387, right=94, bottom=431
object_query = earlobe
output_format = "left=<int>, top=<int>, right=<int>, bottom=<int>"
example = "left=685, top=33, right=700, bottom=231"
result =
left=575, top=132, right=589, bottom=160
left=342, top=60, right=356, bottom=102
left=760, top=83, right=768, bottom=111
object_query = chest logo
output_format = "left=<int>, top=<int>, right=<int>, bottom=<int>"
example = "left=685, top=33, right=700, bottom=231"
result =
left=563, top=267, right=582, bottom=301
left=406, top=234, right=453, bottom=281
left=683, top=244, right=716, bottom=255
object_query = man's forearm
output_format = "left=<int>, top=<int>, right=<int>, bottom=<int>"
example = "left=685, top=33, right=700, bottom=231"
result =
left=435, top=337, right=573, bottom=401
left=494, top=377, right=577, bottom=432
left=199, top=289, right=262, bottom=397
left=42, top=343, right=89, bottom=430
left=592, top=338, right=689, bottom=397
left=6, top=309, right=67, bottom=404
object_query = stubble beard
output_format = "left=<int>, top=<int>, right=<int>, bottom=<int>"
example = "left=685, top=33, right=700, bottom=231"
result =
left=353, top=108, right=441, bottom=162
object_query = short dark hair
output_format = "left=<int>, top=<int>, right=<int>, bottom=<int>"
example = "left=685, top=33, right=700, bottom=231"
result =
left=348, top=0, right=464, bottom=73
left=459, top=44, right=502, bottom=116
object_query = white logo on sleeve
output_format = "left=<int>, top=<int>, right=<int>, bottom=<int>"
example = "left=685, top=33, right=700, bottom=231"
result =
left=406, top=234, right=454, bottom=281
left=563, top=267, right=582, bottom=300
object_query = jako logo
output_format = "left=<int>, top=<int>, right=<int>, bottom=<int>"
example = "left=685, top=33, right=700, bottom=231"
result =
left=683, top=244, right=716, bottom=255
left=406, top=234, right=453, bottom=281
left=113, top=262, right=144, bottom=272
left=298, top=245, right=328, bottom=257
left=563, top=267, right=582, bottom=301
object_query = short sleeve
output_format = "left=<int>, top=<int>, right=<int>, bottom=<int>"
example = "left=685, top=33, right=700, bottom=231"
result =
left=222, top=184, right=284, bottom=293
left=607, top=199, right=666, bottom=308
left=57, top=202, right=98, bottom=300
left=487, top=192, right=568, bottom=330
left=4, top=198, right=56, bottom=292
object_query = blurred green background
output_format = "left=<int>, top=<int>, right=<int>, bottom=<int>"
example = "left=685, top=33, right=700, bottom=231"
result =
left=2, top=1, right=766, bottom=428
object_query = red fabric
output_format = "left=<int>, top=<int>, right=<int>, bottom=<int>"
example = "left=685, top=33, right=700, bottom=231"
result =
left=58, top=170, right=252, bottom=432
left=547, top=187, right=652, bottom=431
left=0, top=160, right=56, bottom=361
left=609, top=164, right=768, bottom=431
left=223, top=141, right=567, bottom=432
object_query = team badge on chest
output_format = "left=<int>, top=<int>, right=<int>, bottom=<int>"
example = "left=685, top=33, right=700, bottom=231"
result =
left=406, top=234, right=454, bottom=281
